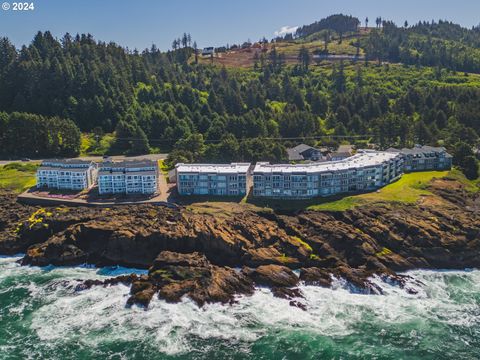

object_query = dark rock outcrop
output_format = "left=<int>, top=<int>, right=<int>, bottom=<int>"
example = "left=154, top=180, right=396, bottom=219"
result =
left=0, top=175, right=479, bottom=308
left=242, top=264, right=298, bottom=288
left=137, top=251, right=254, bottom=307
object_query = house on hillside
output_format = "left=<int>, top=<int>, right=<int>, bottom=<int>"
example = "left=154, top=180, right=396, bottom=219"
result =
left=287, top=144, right=324, bottom=162
left=386, top=145, right=452, bottom=172
left=327, top=145, right=355, bottom=161
left=327, top=152, right=352, bottom=161
left=202, top=47, right=215, bottom=56
left=98, top=160, right=158, bottom=195
left=36, top=159, right=98, bottom=191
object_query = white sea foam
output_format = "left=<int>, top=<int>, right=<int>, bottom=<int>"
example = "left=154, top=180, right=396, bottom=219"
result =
left=1, top=258, right=479, bottom=357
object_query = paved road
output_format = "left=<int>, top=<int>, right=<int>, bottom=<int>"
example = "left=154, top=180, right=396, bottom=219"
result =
left=0, top=153, right=168, bottom=166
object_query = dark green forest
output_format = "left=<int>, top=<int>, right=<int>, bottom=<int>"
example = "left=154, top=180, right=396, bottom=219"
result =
left=365, top=20, right=480, bottom=73
left=0, top=15, right=480, bottom=173
left=295, top=14, right=360, bottom=39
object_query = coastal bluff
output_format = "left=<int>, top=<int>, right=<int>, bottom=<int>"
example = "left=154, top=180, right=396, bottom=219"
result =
left=1, top=176, right=479, bottom=308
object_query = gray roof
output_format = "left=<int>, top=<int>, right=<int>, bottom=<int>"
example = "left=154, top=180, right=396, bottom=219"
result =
left=291, top=144, right=315, bottom=153
left=385, top=147, right=401, bottom=153
left=41, top=159, right=93, bottom=167
left=400, top=145, right=447, bottom=155
left=287, top=148, right=305, bottom=161
left=99, top=169, right=156, bottom=176
left=287, top=144, right=320, bottom=161
left=387, top=145, right=452, bottom=158
left=38, top=166, right=89, bottom=172
left=43, top=158, right=92, bottom=164
left=329, top=152, right=351, bottom=158
left=100, top=160, right=157, bottom=169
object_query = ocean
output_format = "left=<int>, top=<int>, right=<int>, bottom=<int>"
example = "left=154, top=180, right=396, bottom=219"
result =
left=0, top=255, right=479, bottom=359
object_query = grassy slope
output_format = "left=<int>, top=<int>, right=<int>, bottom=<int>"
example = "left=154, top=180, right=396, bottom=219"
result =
left=0, top=163, right=38, bottom=193
left=308, top=170, right=456, bottom=211
left=196, top=33, right=364, bottom=68
left=443, top=168, right=480, bottom=193
left=80, top=133, right=116, bottom=156
left=248, top=171, right=456, bottom=212
left=274, top=38, right=363, bottom=57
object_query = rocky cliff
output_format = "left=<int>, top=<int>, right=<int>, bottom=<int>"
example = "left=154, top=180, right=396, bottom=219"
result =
left=1, top=176, right=479, bottom=308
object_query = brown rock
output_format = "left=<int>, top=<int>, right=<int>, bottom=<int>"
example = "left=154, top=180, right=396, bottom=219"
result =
left=152, top=251, right=254, bottom=306
left=127, top=288, right=156, bottom=308
left=271, top=287, right=304, bottom=300
left=152, top=251, right=210, bottom=269
left=299, top=267, right=332, bottom=287
left=0, top=173, right=479, bottom=309
left=243, top=264, right=298, bottom=288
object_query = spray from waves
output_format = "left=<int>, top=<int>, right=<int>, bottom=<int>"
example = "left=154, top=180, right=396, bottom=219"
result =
left=1, top=257, right=480, bottom=359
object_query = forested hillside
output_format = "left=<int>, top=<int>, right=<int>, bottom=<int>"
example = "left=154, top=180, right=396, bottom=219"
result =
left=295, top=14, right=360, bottom=39
left=0, top=16, right=479, bottom=169
left=365, top=20, right=480, bottom=73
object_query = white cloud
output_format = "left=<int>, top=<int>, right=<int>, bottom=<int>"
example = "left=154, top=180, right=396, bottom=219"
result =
left=274, top=25, right=299, bottom=37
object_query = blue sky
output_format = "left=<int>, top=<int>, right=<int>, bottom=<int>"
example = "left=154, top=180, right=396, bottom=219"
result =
left=1, top=0, right=479, bottom=50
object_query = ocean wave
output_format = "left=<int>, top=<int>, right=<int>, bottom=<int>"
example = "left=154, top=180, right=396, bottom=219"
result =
left=1, top=259, right=480, bottom=359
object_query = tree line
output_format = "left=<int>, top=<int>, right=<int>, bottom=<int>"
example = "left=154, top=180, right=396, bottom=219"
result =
left=0, top=22, right=479, bottom=181
left=364, top=20, right=480, bottom=73
left=0, top=112, right=80, bottom=157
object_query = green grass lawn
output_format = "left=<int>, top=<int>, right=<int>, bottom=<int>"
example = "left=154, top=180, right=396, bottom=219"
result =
left=249, top=171, right=451, bottom=212
left=308, top=171, right=449, bottom=211
left=0, top=163, right=38, bottom=193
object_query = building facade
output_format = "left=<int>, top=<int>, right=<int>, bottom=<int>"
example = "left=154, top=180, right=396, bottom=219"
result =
left=36, top=159, right=98, bottom=191
left=253, top=151, right=403, bottom=198
left=176, top=163, right=251, bottom=196
left=98, top=160, right=158, bottom=195
left=387, top=145, right=452, bottom=172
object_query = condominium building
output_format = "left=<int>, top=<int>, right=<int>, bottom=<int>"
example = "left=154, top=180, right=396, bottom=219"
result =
left=98, top=160, right=158, bottom=195
left=252, top=151, right=404, bottom=198
left=36, top=159, right=98, bottom=191
left=175, top=163, right=251, bottom=196
left=387, top=145, right=452, bottom=172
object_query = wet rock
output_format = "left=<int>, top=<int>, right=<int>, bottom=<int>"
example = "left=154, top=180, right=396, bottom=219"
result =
left=243, top=264, right=298, bottom=288
left=271, top=287, right=304, bottom=300
left=22, top=240, right=87, bottom=267
left=158, top=280, right=196, bottom=303
left=152, top=251, right=254, bottom=306
left=74, top=279, right=103, bottom=292
left=289, top=300, right=307, bottom=311
left=299, top=267, right=332, bottom=287
left=152, top=251, right=210, bottom=269
left=0, top=174, right=479, bottom=309
left=74, top=274, right=142, bottom=292
left=127, top=288, right=156, bottom=308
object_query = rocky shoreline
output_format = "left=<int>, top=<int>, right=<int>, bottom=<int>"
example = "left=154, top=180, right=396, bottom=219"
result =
left=1, top=176, right=479, bottom=309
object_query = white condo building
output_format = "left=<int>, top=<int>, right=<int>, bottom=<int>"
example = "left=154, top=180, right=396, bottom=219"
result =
left=253, top=151, right=404, bottom=198
left=176, top=163, right=251, bottom=196
left=36, top=159, right=98, bottom=191
left=98, top=160, right=158, bottom=195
